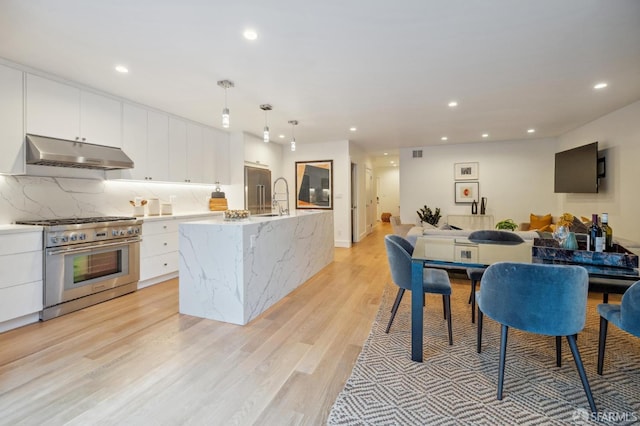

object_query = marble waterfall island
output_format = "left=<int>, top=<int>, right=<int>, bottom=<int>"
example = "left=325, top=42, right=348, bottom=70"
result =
left=178, top=211, right=334, bottom=325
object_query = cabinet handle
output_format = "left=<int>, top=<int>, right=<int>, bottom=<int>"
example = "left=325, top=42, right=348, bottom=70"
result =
left=163, top=226, right=167, bottom=229
left=75, top=136, right=80, bottom=141
left=82, top=137, right=86, bottom=141
left=163, top=242, right=167, bottom=246
left=163, top=263, right=168, bottom=266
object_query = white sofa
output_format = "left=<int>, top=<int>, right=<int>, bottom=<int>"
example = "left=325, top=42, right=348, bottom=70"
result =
left=405, top=226, right=540, bottom=247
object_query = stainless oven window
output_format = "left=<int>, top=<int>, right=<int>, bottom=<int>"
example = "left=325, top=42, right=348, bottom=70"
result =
left=64, top=245, right=130, bottom=289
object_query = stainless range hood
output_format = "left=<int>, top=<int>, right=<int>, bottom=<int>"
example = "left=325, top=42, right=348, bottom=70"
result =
left=26, top=134, right=134, bottom=170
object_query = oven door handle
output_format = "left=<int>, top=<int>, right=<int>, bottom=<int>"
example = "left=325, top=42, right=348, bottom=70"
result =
left=46, top=238, right=140, bottom=256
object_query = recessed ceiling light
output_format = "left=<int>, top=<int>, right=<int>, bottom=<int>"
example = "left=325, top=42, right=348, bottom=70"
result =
left=243, top=29, right=258, bottom=40
left=279, top=134, right=285, bottom=139
left=349, top=127, right=357, bottom=132
left=594, top=82, right=608, bottom=90
left=390, top=160, right=395, bottom=164
left=441, top=136, right=448, bottom=141
left=383, top=152, right=388, bottom=156
left=527, top=128, right=536, bottom=134
left=115, top=65, right=128, bottom=73
left=481, top=133, right=489, bottom=138
left=448, top=101, right=458, bottom=108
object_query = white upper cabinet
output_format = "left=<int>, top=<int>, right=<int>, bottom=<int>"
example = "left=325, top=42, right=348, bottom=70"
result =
left=214, top=130, right=230, bottom=184
left=119, top=103, right=148, bottom=180
left=25, top=73, right=122, bottom=147
left=168, top=117, right=188, bottom=182
left=147, top=111, right=170, bottom=182
left=0, top=63, right=25, bottom=174
left=186, top=123, right=204, bottom=183
left=80, top=91, right=122, bottom=147
left=202, top=127, right=216, bottom=184
left=26, top=74, right=79, bottom=140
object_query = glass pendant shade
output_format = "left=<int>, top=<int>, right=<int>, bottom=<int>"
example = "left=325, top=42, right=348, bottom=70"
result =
left=263, top=126, right=270, bottom=143
left=222, top=107, right=230, bottom=128
left=290, top=139, right=296, bottom=151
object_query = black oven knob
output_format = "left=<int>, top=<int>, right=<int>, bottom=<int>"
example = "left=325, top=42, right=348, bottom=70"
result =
left=70, top=234, right=77, bottom=241
left=79, top=233, right=87, bottom=240
left=51, top=236, right=58, bottom=244
left=112, top=230, right=118, bottom=236
left=60, top=236, right=69, bottom=243
left=135, top=228, right=140, bottom=234
left=127, top=229, right=133, bottom=235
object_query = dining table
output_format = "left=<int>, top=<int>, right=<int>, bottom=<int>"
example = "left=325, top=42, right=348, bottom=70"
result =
left=410, top=236, right=640, bottom=362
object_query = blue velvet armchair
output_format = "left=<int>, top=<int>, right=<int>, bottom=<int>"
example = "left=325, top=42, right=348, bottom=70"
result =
left=476, top=261, right=596, bottom=413
left=466, top=230, right=525, bottom=323
left=597, top=280, right=640, bottom=375
left=384, top=234, right=453, bottom=344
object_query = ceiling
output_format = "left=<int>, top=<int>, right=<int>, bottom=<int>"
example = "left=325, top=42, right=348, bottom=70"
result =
left=1, top=0, right=639, bottom=156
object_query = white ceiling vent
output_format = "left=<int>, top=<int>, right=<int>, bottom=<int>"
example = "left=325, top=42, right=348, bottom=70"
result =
left=412, top=150, right=423, bottom=158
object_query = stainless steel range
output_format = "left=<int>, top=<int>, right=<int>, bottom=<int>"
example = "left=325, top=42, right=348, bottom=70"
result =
left=16, top=216, right=142, bottom=320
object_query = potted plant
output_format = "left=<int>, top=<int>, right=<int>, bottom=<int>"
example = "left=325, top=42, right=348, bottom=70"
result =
left=495, top=219, right=518, bottom=231
left=416, top=205, right=441, bottom=226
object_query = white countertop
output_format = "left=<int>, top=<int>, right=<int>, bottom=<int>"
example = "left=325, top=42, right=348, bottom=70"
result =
left=183, top=210, right=330, bottom=226
left=0, top=224, right=44, bottom=235
left=137, top=211, right=223, bottom=222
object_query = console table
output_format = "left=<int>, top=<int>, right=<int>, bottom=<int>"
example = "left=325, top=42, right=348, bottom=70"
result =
left=447, top=214, right=494, bottom=230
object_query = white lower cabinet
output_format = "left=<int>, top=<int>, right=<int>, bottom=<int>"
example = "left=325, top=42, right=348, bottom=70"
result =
left=140, top=219, right=179, bottom=285
left=139, top=216, right=218, bottom=287
left=0, top=231, right=43, bottom=329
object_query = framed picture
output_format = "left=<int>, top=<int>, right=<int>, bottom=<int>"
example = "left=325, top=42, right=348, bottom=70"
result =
left=454, top=162, right=479, bottom=180
left=295, top=160, right=333, bottom=209
left=455, top=181, right=479, bottom=203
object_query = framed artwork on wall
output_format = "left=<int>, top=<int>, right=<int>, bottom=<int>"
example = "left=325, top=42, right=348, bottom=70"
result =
left=295, top=160, right=333, bottom=209
left=454, top=162, right=479, bottom=180
left=455, top=181, right=479, bottom=203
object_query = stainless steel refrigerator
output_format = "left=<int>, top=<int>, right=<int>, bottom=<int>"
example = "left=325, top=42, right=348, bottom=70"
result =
left=244, top=166, right=272, bottom=214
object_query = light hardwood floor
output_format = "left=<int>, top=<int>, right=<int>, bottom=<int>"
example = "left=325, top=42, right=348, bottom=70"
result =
left=0, top=222, right=395, bottom=425
left=0, top=223, right=620, bottom=425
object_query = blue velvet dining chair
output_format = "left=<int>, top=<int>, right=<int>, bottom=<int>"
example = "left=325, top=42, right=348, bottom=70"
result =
left=384, top=234, right=453, bottom=345
left=476, top=262, right=596, bottom=413
left=597, top=280, right=640, bottom=375
left=466, top=230, right=525, bottom=323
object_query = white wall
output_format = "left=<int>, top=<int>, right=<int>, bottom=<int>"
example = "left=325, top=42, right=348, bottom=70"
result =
left=283, top=140, right=352, bottom=247
left=399, top=138, right=558, bottom=227
left=557, top=100, right=640, bottom=243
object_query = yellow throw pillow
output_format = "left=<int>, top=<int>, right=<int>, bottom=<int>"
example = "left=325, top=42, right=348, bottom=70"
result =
left=530, top=213, right=552, bottom=230
left=538, top=224, right=554, bottom=233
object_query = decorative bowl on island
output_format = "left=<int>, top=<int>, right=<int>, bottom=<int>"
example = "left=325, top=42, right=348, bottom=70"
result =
left=223, top=210, right=251, bottom=221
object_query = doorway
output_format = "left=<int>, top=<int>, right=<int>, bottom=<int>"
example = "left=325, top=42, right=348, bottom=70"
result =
left=351, top=162, right=358, bottom=243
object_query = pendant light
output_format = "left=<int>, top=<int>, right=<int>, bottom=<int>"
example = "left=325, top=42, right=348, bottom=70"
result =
left=217, top=80, right=234, bottom=128
left=260, top=104, right=272, bottom=143
left=288, top=120, right=298, bottom=151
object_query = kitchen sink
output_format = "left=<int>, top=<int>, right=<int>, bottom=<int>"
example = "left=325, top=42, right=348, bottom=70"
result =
left=255, top=213, right=281, bottom=217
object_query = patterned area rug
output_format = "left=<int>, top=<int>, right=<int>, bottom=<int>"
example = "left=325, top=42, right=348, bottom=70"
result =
left=328, top=283, right=640, bottom=425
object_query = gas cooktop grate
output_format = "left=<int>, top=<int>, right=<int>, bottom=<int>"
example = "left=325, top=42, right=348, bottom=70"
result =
left=16, top=216, right=137, bottom=226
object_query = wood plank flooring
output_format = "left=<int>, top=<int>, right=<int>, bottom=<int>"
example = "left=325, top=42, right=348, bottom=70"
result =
left=0, top=223, right=395, bottom=425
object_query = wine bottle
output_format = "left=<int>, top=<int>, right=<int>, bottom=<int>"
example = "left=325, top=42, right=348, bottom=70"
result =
left=601, top=213, right=613, bottom=251
left=588, top=213, right=604, bottom=252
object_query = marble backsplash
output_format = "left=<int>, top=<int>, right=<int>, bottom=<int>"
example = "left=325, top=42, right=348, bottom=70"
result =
left=0, top=175, right=220, bottom=224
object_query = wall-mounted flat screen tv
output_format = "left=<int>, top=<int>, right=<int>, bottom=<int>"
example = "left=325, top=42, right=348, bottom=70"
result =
left=554, top=142, right=600, bottom=193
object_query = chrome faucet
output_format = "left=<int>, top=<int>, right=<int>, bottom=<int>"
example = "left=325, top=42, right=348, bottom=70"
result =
left=273, top=177, right=290, bottom=215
